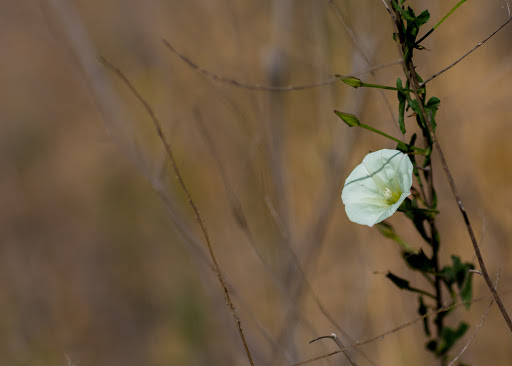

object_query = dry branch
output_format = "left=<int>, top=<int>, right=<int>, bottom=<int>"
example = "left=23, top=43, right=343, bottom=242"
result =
left=99, top=57, right=255, bottom=366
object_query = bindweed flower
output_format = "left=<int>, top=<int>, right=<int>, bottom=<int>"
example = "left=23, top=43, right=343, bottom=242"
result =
left=341, top=149, right=413, bottom=227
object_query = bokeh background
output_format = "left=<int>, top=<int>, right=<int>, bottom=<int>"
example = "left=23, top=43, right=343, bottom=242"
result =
left=1, top=0, right=512, bottom=365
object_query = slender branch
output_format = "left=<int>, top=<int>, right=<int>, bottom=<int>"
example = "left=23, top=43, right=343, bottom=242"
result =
left=162, top=38, right=400, bottom=91
left=99, top=57, right=255, bottom=366
left=420, top=16, right=512, bottom=87
left=446, top=271, right=500, bottom=366
left=309, top=334, right=357, bottom=366
left=412, top=78, right=512, bottom=333
left=384, top=0, right=512, bottom=334
left=195, top=110, right=368, bottom=363
left=398, top=32, right=512, bottom=334
left=289, top=293, right=507, bottom=366
left=329, top=0, right=401, bottom=131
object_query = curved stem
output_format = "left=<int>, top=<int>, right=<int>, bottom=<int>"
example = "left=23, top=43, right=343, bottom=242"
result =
left=405, top=57, right=512, bottom=335
left=386, top=0, right=512, bottom=335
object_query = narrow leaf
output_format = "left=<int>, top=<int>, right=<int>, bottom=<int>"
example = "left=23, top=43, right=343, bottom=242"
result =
left=436, top=322, right=469, bottom=355
left=416, top=10, right=430, bottom=26
left=426, top=97, right=440, bottom=132
left=391, top=0, right=415, bottom=21
left=386, top=272, right=411, bottom=290
left=397, top=78, right=407, bottom=134
left=386, top=272, right=436, bottom=299
left=403, top=249, right=432, bottom=272
left=418, top=296, right=430, bottom=337
left=460, top=269, right=474, bottom=309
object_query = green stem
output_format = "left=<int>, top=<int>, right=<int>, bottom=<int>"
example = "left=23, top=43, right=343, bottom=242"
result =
left=434, top=0, right=467, bottom=30
left=409, top=287, right=437, bottom=300
left=396, top=238, right=416, bottom=253
left=335, top=75, right=418, bottom=92
left=398, top=206, right=439, bottom=214
left=415, top=28, right=434, bottom=46
left=415, top=0, right=467, bottom=46
left=421, top=271, right=436, bottom=287
left=358, top=123, right=426, bottom=153
left=361, top=82, right=416, bottom=93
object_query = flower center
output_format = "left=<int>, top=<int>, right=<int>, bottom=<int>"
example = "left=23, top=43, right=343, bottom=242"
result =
left=383, top=187, right=400, bottom=204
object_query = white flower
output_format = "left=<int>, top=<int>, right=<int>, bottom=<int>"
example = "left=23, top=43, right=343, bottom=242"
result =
left=341, top=149, right=413, bottom=227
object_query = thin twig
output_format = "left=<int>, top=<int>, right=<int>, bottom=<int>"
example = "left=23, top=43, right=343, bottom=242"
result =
left=99, top=57, right=255, bottom=366
left=446, top=271, right=501, bottom=366
left=194, top=110, right=334, bottom=362
left=289, top=292, right=511, bottom=366
left=420, top=16, right=512, bottom=87
left=158, top=180, right=294, bottom=363
left=162, top=38, right=400, bottom=91
left=267, top=194, right=378, bottom=366
left=309, top=333, right=358, bottom=366
left=328, top=0, right=400, bottom=132
left=412, top=76, right=512, bottom=333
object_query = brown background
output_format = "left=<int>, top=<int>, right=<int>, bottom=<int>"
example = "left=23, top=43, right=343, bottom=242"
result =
left=1, top=0, right=512, bottom=365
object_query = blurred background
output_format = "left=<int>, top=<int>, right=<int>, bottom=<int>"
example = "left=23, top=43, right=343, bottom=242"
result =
left=1, top=0, right=512, bottom=365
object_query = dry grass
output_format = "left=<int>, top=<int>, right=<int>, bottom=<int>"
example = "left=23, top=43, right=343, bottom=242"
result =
left=1, top=0, right=512, bottom=365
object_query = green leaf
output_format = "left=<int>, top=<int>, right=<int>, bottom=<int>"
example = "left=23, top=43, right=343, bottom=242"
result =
left=386, top=272, right=411, bottom=290
left=391, top=0, right=415, bottom=21
left=442, top=256, right=474, bottom=308
left=403, top=249, right=432, bottom=272
left=452, top=256, right=467, bottom=286
left=436, top=322, right=469, bottom=355
left=386, top=272, right=436, bottom=299
left=461, top=270, right=474, bottom=309
left=402, top=199, right=431, bottom=244
left=408, top=99, right=422, bottom=116
left=451, top=255, right=475, bottom=308
left=442, top=265, right=456, bottom=286
left=416, top=10, right=431, bottom=26
left=431, top=187, right=438, bottom=209
left=426, top=97, right=440, bottom=132
left=426, top=340, right=437, bottom=352
left=397, top=78, right=407, bottom=134
left=334, top=110, right=360, bottom=127
left=335, top=75, right=363, bottom=88
left=427, top=100, right=440, bottom=113
left=396, top=141, right=409, bottom=153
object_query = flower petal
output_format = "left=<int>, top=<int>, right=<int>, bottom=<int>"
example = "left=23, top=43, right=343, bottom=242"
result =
left=344, top=202, right=395, bottom=227
left=341, top=149, right=413, bottom=227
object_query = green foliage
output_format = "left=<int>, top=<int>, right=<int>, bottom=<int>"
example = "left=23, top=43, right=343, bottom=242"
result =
left=442, top=256, right=475, bottom=309
left=386, top=272, right=435, bottom=299
left=426, top=97, right=441, bottom=132
left=435, top=322, right=470, bottom=356
left=418, top=296, right=430, bottom=337
left=386, top=272, right=410, bottom=290
left=339, top=1, right=474, bottom=363
left=403, top=249, right=432, bottom=272
left=397, top=78, right=407, bottom=134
